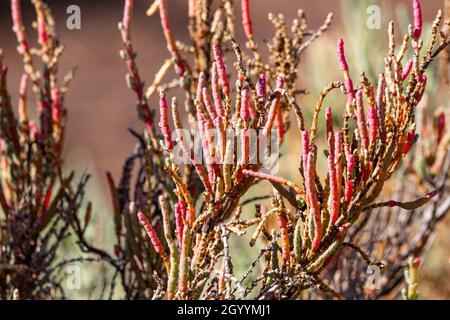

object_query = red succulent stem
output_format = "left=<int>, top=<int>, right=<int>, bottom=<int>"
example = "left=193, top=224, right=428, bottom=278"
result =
left=334, top=131, right=343, bottom=207
left=301, top=130, right=310, bottom=179
left=367, top=105, right=379, bottom=144
left=122, top=0, right=133, bottom=31
left=277, top=212, right=290, bottom=263
left=11, top=0, right=29, bottom=53
left=249, top=100, right=257, bottom=119
left=256, top=74, right=267, bottom=102
left=120, top=0, right=153, bottom=134
left=159, top=91, right=174, bottom=151
left=305, top=146, right=322, bottom=251
left=376, top=73, right=387, bottom=142
left=241, top=0, right=254, bottom=40
left=41, top=184, right=53, bottom=212
left=415, top=74, right=427, bottom=102
left=242, top=169, right=304, bottom=196
left=202, top=120, right=217, bottom=186
left=211, top=62, right=225, bottom=118
left=240, top=87, right=250, bottom=123
left=203, top=86, right=226, bottom=160
left=159, top=0, right=186, bottom=76
left=356, top=90, right=369, bottom=151
left=240, top=87, right=251, bottom=165
left=37, top=11, right=48, bottom=47
left=346, top=153, right=355, bottom=175
left=18, top=73, right=29, bottom=127
left=241, top=129, right=250, bottom=166
left=203, top=87, right=218, bottom=121
left=263, top=76, right=284, bottom=136
left=175, top=201, right=185, bottom=248
left=337, top=38, right=355, bottom=104
left=276, top=106, right=284, bottom=140
left=325, top=106, right=335, bottom=155
left=437, top=113, right=446, bottom=144
left=28, top=121, right=39, bottom=141
left=403, top=129, right=416, bottom=155
left=51, top=88, right=61, bottom=124
left=328, top=152, right=339, bottom=223
left=195, top=73, right=216, bottom=190
left=344, top=152, right=355, bottom=204
left=213, top=44, right=230, bottom=99
left=344, top=180, right=353, bottom=204
left=137, top=211, right=165, bottom=257
left=402, top=59, right=414, bottom=81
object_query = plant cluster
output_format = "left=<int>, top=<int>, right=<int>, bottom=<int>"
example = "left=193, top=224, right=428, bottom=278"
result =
left=0, top=0, right=90, bottom=299
left=108, top=0, right=450, bottom=300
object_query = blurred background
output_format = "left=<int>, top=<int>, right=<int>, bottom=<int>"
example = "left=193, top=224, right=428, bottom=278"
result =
left=0, top=0, right=448, bottom=299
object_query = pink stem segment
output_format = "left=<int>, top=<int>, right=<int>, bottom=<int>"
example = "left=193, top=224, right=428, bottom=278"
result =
left=356, top=90, right=369, bottom=150
left=325, top=107, right=335, bottom=155
left=344, top=180, right=353, bottom=204
left=256, top=74, right=267, bottom=101
left=367, top=105, right=379, bottom=144
left=159, top=0, right=186, bottom=76
left=337, top=38, right=355, bottom=104
left=403, top=130, right=416, bottom=155
left=412, top=0, right=423, bottom=40
left=51, top=88, right=61, bottom=124
left=277, top=213, right=290, bottom=262
left=159, top=92, right=174, bottom=151
left=328, top=152, right=339, bottom=223
left=240, top=87, right=250, bottom=122
left=376, top=73, right=387, bottom=142
left=301, top=130, right=310, bottom=179
left=241, top=0, right=254, bottom=40
left=122, top=0, right=133, bottom=31
left=305, top=147, right=321, bottom=251
left=263, top=76, right=284, bottom=136
left=401, top=59, right=414, bottom=81
left=334, top=131, right=343, bottom=207
left=175, top=201, right=185, bottom=248
left=213, top=44, right=230, bottom=98
left=137, top=211, right=165, bottom=256
left=437, top=113, right=446, bottom=144
left=211, top=62, right=225, bottom=118
left=11, top=0, right=29, bottom=52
